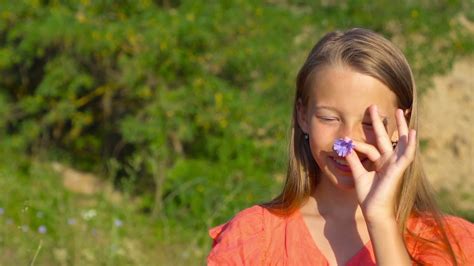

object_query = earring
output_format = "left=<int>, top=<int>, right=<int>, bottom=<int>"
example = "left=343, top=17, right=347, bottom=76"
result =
left=391, top=141, right=398, bottom=149
left=304, top=133, right=309, bottom=140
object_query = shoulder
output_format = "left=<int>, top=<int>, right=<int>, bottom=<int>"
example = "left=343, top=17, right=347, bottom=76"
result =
left=443, top=216, right=474, bottom=259
left=438, top=215, right=473, bottom=253
left=408, top=214, right=474, bottom=264
left=208, top=205, right=266, bottom=243
left=207, top=205, right=286, bottom=265
left=443, top=215, right=474, bottom=232
left=409, top=214, right=473, bottom=238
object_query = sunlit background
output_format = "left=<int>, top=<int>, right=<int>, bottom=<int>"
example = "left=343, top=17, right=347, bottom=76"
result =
left=0, top=1, right=472, bottom=265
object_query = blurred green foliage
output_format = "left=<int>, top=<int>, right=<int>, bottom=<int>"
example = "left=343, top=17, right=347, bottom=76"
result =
left=0, top=0, right=472, bottom=263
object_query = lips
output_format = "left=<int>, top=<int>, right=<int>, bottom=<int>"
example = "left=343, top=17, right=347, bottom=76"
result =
left=329, top=156, right=369, bottom=173
left=330, top=156, right=352, bottom=172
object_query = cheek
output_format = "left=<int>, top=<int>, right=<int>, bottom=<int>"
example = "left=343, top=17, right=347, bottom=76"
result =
left=310, top=123, right=338, bottom=150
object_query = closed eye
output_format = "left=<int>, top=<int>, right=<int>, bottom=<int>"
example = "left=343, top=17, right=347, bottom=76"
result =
left=318, top=117, right=339, bottom=123
left=363, top=122, right=388, bottom=129
left=362, top=122, right=373, bottom=127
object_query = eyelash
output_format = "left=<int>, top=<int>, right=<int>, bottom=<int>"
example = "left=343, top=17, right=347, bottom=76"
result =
left=318, top=117, right=376, bottom=128
left=318, top=117, right=338, bottom=122
left=362, top=122, right=373, bottom=127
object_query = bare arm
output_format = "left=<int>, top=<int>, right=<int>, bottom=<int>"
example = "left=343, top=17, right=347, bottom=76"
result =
left=366, top=217, right=411, bottom=266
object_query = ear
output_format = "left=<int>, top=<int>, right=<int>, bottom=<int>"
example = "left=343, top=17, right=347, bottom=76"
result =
left=296, top=98, right=310, bottom=134
left=390, top=108, right=411, bottom=142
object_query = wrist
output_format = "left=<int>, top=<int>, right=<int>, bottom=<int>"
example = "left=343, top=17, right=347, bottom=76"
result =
left=366, top=217, right=398, bottom=232
left=362, top=206, right=396, bottom=225
left=363, top=211, right=397, bottom=227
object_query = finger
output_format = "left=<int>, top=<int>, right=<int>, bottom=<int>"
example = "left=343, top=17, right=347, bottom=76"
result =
left=351, top=140, right=381, bottom=162
left=370, top=105, right=392, bottom=153
left=395, top=108, right=409, bottom=150
left=396, top=129, right=417, bottom=167
left=345, top=148, right=367, bottom=180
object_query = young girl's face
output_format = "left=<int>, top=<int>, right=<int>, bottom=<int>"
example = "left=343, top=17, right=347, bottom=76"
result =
left=297, top=65, right=399, bottom=190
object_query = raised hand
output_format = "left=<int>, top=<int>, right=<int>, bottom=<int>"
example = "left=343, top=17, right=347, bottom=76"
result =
left=344, top=104, right=416, bottom=222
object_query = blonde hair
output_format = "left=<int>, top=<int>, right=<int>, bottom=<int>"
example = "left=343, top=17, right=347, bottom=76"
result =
left=263, top=28, right=462, bottom=265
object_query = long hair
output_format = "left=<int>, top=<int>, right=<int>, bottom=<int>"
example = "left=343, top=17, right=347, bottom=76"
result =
left=262, top=28, right=462, bottom=264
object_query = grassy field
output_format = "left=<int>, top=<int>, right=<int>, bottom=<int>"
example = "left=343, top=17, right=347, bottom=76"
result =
left=0, top=139, right=208, bottom=265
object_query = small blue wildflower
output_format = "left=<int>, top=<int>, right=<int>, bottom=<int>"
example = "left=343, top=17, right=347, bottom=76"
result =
left=67, top=218, right=77, bottom=225
left=114, top=219, right=123, bottom=228
left=38, top=225, right=47, bottom=234
left=0, top=208, right=4, bottom=216
left=333, top=138, right=355, bottom=157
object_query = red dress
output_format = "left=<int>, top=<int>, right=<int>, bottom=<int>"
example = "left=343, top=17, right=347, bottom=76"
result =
left=208, top=205, right=474, bottom=265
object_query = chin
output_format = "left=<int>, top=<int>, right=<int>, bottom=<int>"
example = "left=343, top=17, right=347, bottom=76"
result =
left=321, top=167, right=356, bottom=190
left=334, top=178, right=356, bottom=190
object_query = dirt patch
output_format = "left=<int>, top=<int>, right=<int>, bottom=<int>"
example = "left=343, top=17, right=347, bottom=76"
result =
left=51, top=162, right=123, bottom=204
left=419, top=57, right=473, bottom=206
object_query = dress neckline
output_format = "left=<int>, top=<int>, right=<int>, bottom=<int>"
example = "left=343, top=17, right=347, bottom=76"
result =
left=295, top=208, right=373, bottom=265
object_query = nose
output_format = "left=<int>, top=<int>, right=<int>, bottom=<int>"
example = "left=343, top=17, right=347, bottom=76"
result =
left=339, top=122, right=365, bottom=142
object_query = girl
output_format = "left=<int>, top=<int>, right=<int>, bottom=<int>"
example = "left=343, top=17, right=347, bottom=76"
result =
left=207, top=28, right=473, bottom=265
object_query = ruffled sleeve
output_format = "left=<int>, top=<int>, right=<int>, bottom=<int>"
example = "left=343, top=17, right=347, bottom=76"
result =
left=409, top=215, right=474, bottom=265
left=207, top=205, right=267, bottom=265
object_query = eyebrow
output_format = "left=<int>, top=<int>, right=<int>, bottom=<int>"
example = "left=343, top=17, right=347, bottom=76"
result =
left=315, top=105, right=389, bottom=124
left=315, top=106, right=339, bottom=112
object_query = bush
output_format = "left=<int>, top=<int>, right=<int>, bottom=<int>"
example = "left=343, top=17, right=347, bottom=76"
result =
left=0, top=0, right=471, bottom=235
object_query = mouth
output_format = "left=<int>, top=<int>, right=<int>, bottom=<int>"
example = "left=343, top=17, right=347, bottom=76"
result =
left=328, top=155, right=369, bottom=173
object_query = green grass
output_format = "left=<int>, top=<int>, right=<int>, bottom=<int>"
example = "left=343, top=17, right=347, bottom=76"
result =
left=0, top=140, right=210, bottom=265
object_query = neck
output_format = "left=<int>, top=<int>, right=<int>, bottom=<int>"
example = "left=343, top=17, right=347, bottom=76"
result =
left=305, top=176, right=365, bottom=221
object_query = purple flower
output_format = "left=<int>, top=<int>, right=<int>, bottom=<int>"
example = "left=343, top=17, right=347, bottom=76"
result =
left=67, top=218, right=77, bottom=225
left=38, top=225, right=47, bottom=234
left=333, top=138, right=355, bottom=157
left=114, top=219, right=123, bottom=228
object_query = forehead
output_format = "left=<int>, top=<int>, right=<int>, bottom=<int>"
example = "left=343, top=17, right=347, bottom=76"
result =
left=308, top=66, right=398, bottom=116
